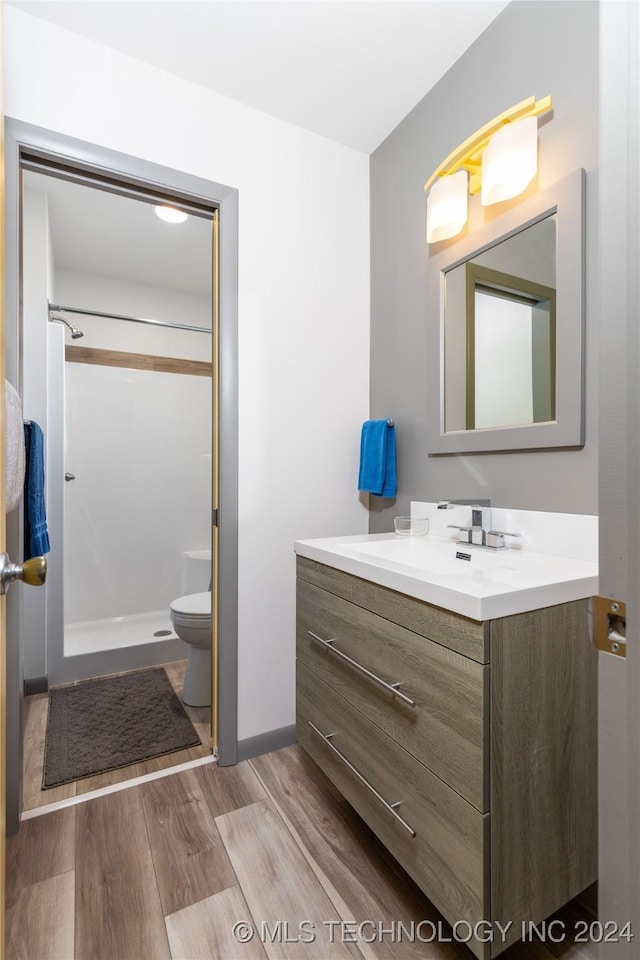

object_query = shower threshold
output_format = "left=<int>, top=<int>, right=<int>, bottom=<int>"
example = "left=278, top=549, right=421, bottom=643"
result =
left=65, top=609, right=178, bottom=657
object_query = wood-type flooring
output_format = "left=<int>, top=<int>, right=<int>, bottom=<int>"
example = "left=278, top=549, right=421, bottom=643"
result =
left=6, top=744, right=598, bottom=960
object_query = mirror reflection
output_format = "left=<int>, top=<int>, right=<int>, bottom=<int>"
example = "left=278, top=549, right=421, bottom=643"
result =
left=444, top=214, right=557, bottom=433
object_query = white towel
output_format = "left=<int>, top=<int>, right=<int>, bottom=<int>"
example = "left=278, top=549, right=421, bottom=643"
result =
left=5, top=380, right=25, bottom=512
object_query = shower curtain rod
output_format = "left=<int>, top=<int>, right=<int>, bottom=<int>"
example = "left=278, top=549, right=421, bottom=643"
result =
left=48, top=302, right=212, bottom=335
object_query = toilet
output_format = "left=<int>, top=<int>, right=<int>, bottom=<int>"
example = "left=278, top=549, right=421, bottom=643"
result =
left=170, top=591, right=212, bottom=707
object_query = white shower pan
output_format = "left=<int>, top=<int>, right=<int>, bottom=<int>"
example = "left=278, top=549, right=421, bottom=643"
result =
left=65, top=608, right=178, bottom=657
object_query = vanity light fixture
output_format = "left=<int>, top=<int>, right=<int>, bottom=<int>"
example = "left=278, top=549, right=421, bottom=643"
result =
left=481, top=115, right=538, bottom=206
left=426, top=170, right=469, bottom=244
left=155, top=205, right=188, bottom=224
left=424, top=95, right=552, bottom=244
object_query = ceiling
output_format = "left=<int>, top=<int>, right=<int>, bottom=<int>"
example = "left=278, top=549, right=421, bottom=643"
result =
left=18, top=1, right=508, bottom=292
left=25, top=170, right=213, bottom=296
left=9, top=0, right=508, bottom=153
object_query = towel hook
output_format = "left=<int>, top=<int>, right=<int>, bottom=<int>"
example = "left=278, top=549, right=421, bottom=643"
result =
left=387, top=419, right=394, bottom=427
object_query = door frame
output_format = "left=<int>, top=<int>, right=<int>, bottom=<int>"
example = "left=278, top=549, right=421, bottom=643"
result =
left=0, top=7, right=6, bottom=953
left=3, top=120, right=239, bottom=784
left=598, top=1, right=640, bottom=953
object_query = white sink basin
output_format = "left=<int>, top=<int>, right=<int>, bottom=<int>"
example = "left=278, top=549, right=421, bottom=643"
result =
left=348, top=537, right=509, bottom=574
left=294, top=533, right=598, bottom=620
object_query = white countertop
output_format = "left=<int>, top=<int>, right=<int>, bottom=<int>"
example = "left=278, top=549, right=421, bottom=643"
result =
left=294, top=532, right=599, bottom=621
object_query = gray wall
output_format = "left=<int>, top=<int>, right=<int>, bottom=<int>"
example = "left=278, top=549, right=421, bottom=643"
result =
left=369, top=0, right=599, bottom=528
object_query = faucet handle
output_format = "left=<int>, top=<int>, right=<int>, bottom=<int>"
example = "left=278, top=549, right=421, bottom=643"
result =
left=485, top=530, right=521, bottom=549
left=446, top=524, right=472, bottom=545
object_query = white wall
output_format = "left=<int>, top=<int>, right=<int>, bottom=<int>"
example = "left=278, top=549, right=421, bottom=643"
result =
left=5, top=7, right=371, bottom=741
left=55, top=268, right=212, bottom=360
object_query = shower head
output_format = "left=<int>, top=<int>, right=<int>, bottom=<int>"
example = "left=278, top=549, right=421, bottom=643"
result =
left=49, top=315, right=84, bottom=340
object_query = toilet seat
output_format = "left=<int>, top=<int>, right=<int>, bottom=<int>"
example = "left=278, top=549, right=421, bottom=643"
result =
left=170, top=592, right=211, bottom=620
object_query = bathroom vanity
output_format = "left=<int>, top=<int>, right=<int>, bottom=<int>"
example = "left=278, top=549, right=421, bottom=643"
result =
left=294, top=518, right=598, bottom=959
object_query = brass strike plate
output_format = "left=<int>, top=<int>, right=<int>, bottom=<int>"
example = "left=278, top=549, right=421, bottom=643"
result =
left=594, top=595, right=627, bottom=658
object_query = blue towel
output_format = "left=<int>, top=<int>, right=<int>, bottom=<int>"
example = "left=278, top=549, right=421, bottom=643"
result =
left=23, top=421, right=51, bottom=560
left=357, top=420, right=397, bottom=497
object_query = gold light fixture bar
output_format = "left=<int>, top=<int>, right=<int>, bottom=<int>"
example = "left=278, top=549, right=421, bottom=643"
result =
left=424, top=95, right=553, bottom=196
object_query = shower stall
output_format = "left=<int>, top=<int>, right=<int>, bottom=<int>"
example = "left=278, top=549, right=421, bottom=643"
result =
left=20, top=166, right=215, bottom=686
left=46, top=298, right=213, bottom=683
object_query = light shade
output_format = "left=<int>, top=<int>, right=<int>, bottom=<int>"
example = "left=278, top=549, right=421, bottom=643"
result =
left=426, top=170, right=469, bottom=243
left=155, top=205, right=188, bottom=224
left=481, top=116, right=538, bottom=206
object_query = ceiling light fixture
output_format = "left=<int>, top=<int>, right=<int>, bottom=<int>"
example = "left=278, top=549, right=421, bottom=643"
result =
left=155, top=205, right=188, bottom=224
left=424, top=95, right=552, bottom=244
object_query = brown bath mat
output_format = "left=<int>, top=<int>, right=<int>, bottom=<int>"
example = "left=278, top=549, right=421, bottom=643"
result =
left=43, top=667, right=201, bottom=788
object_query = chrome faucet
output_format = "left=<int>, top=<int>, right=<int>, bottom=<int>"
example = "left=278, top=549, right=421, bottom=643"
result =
left=437, top=499, right=492, bottom=547
left=437, top=499, right=521, bottom=550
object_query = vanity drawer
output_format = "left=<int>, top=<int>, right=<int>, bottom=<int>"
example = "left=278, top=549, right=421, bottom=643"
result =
left=297, top=660, right=489, bottom=950
left=297, top=577, right=488, bottom=811
left=297, top=556, right=489, bottom=662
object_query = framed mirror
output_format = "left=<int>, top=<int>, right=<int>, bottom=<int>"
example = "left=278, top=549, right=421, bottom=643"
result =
left=427, top=168, right=584, bottom=453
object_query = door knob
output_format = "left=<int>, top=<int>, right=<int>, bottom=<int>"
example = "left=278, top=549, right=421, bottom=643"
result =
left=0, top=553, right=47, bottom=595
left=64, top=473, right=75, bottom=482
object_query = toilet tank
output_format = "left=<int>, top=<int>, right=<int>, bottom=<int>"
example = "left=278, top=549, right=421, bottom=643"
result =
left=182, top=549, right=212, bottom=594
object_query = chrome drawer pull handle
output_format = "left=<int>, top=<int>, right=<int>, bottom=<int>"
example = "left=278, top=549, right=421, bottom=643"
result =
left=307, top=631, right=416, bottom=708
left=308, top=721, right=416, bottom=838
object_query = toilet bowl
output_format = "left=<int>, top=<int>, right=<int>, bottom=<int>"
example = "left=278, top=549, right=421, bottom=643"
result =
left=170, top=592, right=212, bottom=707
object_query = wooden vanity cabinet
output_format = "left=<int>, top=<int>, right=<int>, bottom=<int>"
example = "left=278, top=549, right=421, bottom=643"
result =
left=295, top=556, right=597, bottom=959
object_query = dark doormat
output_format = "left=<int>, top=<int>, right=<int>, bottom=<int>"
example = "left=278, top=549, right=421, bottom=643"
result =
left=43, top=667, right=201, bottom=788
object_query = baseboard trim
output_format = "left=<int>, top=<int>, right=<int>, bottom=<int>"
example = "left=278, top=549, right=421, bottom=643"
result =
left=236, top=725, right=297, bottom=763
left=24, top=675, right=48, bottom=696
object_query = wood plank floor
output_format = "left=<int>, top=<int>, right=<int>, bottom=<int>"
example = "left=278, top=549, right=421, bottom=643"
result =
left=7, top=745, right=597, bottom=960
left=22, top=660, right=211, bottom=810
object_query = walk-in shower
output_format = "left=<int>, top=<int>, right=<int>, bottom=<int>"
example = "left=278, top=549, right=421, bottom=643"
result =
left=58, top=300, right=213, bottom=662
left=22, top=166, right=215, bottom=686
